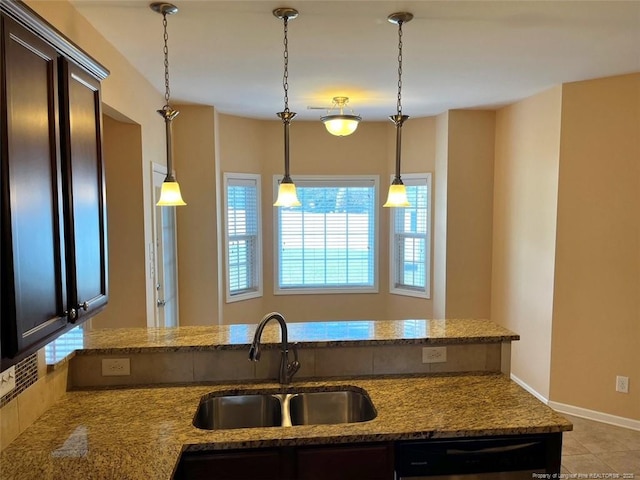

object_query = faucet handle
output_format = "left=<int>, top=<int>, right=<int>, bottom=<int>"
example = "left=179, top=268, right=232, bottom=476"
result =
left=290, top=342, right=299, bottom=363
left=287, top=343, right=301, bottom=379
left=248, top=345, right=261, bottom=361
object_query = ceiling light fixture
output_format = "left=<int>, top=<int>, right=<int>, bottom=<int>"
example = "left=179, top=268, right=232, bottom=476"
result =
left=383, top=12, right=413, bottom=208
left=152, top=2, right=186, bottom=206
left=273, top=7, right=301, bottom=208
left=320, top=96, right=362, bottom=136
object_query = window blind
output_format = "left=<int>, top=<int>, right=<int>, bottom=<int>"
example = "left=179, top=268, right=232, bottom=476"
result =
left=276, top=176, right=378, bottom=293
left=390, top=174, right=431, bottom=297
left=225, top=174, right=261, bottom=299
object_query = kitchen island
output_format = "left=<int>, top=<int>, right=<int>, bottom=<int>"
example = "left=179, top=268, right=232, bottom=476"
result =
left=1, top=319, right=571, bottom=479
left=0, top=374, right=571, bottom=479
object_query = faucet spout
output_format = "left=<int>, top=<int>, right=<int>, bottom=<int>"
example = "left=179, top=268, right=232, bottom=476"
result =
left=249, top=312, right=300, bottom=384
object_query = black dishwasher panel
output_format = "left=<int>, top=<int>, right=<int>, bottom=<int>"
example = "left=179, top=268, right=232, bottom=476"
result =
left=395, top=434, right=560, bottom=478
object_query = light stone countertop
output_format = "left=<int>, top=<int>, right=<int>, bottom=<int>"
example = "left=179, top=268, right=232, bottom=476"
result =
left=0, top=373, right=571, bottom=480
left=46, top=318, right=519, bottom=365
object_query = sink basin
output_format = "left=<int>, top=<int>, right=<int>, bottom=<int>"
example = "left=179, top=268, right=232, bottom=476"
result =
left=289, top=390, right=376, bottom=426
left=193, top=394, right=282, bottom=430
left=193, top=388, right=376, bottom=430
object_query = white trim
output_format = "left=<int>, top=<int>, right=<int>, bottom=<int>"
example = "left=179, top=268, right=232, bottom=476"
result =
left=273, top=175, right=379, bottom=295
left=151, top=162, right=181, bottom=328
left=510, top=373, right=550, bottom=404
left=510, top=373, right=640, bottom=432
left=548, top=401, right=640, bottom=432
left=149, top=162, right=168, bottom=329
left=389, top=173, right=432, bottom=299
left=223, top=172, right=263, bottom=304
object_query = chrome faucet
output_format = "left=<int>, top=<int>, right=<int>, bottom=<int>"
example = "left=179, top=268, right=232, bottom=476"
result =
left=249, top=312, right=300, bottom=384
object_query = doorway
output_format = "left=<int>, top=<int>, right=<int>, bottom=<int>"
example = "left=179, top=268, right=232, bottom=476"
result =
left=152, top=163, right=179, bottom=328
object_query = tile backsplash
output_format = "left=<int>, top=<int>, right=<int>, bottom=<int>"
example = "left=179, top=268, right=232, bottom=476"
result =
left=68, top=342, right=507, bottom=389
left=0, top=353, right=38, bottom=408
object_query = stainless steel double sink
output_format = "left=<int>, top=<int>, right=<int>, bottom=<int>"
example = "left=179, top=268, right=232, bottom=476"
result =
left=193, top=387, right=376, bottom=430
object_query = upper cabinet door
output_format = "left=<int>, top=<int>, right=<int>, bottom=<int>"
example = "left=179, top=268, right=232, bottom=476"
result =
left=59, top=60, right=108, bottom=322
left=1, top=17, right=68, bottom=358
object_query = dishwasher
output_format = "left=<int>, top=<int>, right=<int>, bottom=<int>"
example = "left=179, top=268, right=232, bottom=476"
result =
left=395, top=433, right=561, bottom=479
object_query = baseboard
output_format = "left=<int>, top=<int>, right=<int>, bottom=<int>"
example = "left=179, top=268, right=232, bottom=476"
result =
left=510, top=373, right=549, bottom=404
left=548, top=401, right=640, bottom=432
left=509, top=373, right=640, bottom=432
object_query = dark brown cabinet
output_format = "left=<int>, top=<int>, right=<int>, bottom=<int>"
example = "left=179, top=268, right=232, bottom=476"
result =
left=1, top=3, right=108, bottom=368
left=297, top=444, right=394, bottom=480
left=59, top=60, right=108, bottom=322
left=177, top=448, right=290, bottom=480
left=173, top=443, right=394, bottom=480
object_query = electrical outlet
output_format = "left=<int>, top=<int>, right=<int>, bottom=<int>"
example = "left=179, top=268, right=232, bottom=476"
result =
left=101, top=358, right=131, bottom=377
left=616, top=375, right=629, bottom=393
left=0, top=366, right=16, bottom=397
left=422, top=346, right=447, bottom=364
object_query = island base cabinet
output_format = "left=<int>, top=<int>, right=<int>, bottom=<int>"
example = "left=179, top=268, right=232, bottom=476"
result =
left=297, top=444, right=394, bottom=480
left=174, top=443, right=394, bottom=480
left=176, top=448, right=290, bottom=480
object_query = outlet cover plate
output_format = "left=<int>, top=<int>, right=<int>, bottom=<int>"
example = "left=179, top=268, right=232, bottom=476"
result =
left=101, top=358, right=131, bottom=376
left=616, top=375, right=629, bottom=393
left=0, top=366, right=16, bottom=397
left=422, top=346, right=447, bottom=364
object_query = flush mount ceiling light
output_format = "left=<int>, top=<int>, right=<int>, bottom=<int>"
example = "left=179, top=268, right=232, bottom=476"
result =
left=273, top=7, right=301, bottom=208
left=152, top=2, right=186, bottom=206
left=320, top=96, right=362, bottom=136
left=383, top=12, right=413, bottom=208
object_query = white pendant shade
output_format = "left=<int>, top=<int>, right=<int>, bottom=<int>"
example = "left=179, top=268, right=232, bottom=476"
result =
left=383, top=183, right=410, bottom=207
left=156, top=181, right=187, bottom=206
left=274, top=182, right=301, bottom=207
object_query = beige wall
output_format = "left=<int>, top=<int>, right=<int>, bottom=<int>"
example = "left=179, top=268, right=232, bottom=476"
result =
left=385, top=117, right=437, bottom=319
left=172, top=105, right=219, bottom=326
left=550, top=74, right=640, bottom=419
left=93, top=116, right=147, bottom=328
left=217, top=113, right=267, bottom=323
left=172, top=113, right=436, bottom=324
left=492, top=86, right=562, bottom=400
left=433, top=111, right=496, bottom=319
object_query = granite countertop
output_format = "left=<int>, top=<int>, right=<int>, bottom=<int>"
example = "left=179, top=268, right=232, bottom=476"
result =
left=1, top=373, right=571, bottom=479
left=46, top=318, right=519, bottom=365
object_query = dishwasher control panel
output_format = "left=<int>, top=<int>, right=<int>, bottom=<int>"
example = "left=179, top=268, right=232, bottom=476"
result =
left=395, top=433, right=562, bottom=478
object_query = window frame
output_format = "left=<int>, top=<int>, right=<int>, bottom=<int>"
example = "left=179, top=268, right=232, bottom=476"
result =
left=273, top=174, right=380, bottom=295
left=389, top=173, right=432, bottom=299
left=224, top=172, right=263, bottom=303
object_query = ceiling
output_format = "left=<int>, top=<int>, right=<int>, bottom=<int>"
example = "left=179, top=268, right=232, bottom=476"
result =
left=70, top=0, right=640, bottom=121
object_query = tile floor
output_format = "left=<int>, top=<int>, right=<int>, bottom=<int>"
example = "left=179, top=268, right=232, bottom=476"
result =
left=561, top=414, right=640, bottom=477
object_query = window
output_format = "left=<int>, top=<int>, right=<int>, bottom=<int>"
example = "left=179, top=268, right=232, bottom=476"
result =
left=224, top=173, right=262, bottom=302
left=389, top=173, right=431, bottom=298
left=274, top=175, right=379, bottom=294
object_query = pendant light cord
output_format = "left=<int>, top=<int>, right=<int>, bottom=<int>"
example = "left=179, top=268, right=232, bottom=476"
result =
left=396, top=20, right=404, bottom=116
left=282, top=15, right=290, bottom=113
left=162, top=12, right=171, bottom=109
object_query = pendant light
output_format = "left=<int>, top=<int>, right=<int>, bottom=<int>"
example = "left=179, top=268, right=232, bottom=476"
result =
left=383, top=12, right=413, bottom=208
left=152, top=2, right=186, bottom=206
left=273, top=7, right=301, bottom=207
left=321, top=96, right=362, bottom=136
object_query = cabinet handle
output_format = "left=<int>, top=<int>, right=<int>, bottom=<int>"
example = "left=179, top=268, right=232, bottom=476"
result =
left=67, top=308, right=78, bottom=322
left=66, top=302, right=87, bottom=323
left=157, top=299, right=166, bottom=307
